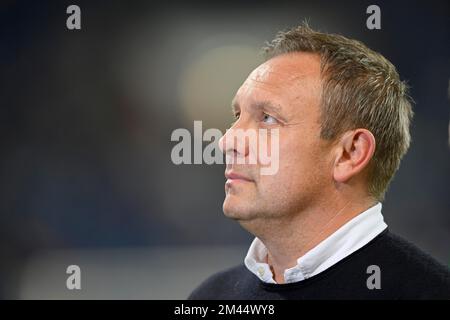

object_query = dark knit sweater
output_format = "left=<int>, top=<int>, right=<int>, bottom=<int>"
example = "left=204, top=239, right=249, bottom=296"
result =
left=189, top=230, right=450, bottom=300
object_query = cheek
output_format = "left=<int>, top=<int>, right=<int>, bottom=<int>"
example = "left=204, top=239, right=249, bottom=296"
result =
left=277, top=133, right=328, bottom=187
left=255, top=129, right=329, bottom=191
left=256, top=140, right=306, bottom=194
left=279, top=132, right=311, bottom=169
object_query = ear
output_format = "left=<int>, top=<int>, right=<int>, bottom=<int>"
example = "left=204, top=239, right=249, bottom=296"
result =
left=333, top=129, right=376, bottom=183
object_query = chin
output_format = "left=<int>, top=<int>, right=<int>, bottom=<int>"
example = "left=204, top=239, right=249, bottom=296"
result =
left=223, top=197, right=266, bottom=224
left=223, top=196, right=254, bottom=221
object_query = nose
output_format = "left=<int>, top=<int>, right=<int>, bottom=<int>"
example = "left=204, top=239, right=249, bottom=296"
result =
left=219, top=119, right=250, bottom=164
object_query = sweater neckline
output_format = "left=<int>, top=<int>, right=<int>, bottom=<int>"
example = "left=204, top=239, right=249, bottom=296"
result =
left=258, top=228, right=389, bottom=291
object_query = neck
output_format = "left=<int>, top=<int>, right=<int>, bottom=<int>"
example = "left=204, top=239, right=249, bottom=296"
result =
left=248, top=196, right=376, bottom=284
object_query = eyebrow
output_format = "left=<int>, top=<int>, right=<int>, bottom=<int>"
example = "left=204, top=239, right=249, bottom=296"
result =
left=231, top=99, right=286, bottom=121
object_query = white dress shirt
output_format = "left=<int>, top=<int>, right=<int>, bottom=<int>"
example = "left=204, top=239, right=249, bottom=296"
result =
left=244, top=202, right=387, bottom=284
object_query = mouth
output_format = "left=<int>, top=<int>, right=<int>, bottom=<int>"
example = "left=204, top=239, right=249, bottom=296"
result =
left=224, top=171, right=254, bottom=183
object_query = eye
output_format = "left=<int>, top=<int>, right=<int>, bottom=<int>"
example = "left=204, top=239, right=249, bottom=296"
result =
left=230, top=112, right=240, bottom=126
left=262, top=113, right=277, bottom=124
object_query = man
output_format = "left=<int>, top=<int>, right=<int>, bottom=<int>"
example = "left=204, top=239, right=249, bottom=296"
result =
left=189, top=24, right=450, bottom=299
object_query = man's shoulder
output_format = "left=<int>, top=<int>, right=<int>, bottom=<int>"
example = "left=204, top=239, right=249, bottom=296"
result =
left=378, top=231, right=449, bottom=274
left=362, top=230, right=450, bottom=298
left=188, top=264, right=253, bottom=300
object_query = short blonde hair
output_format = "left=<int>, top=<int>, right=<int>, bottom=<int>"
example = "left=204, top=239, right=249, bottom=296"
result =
left=263, top=23, right=414, bottom=200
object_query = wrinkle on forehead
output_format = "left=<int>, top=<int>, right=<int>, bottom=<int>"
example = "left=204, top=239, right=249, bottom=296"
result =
left=250, top=69, right=318, bottom=84
left=249, top=53, right=321, bottom=83
left=243, top=69, right=320, bottom=96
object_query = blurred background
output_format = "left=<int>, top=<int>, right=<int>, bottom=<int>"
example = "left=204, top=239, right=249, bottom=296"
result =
left=0, top=0, right=449, bottom=299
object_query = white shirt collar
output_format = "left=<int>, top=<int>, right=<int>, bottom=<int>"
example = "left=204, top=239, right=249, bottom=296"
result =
left=244, top=202, right=387, bottom=284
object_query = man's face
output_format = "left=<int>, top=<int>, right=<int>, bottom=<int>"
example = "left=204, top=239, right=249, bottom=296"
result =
left=219, top=52, right=335, bottom=225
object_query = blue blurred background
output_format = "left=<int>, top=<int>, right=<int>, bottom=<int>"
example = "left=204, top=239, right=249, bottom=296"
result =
left=0, top=0, right=449, bottom=299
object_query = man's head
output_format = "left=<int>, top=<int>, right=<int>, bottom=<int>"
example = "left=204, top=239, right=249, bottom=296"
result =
left=219, top=24, right=413, bottom=226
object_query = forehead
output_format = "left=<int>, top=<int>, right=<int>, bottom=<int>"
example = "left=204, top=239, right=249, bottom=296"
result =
left=234, top=52, right=322, bottom=112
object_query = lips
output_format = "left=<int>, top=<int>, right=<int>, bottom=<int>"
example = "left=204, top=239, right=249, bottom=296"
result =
left=225, top=171, right=253, bottom=182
